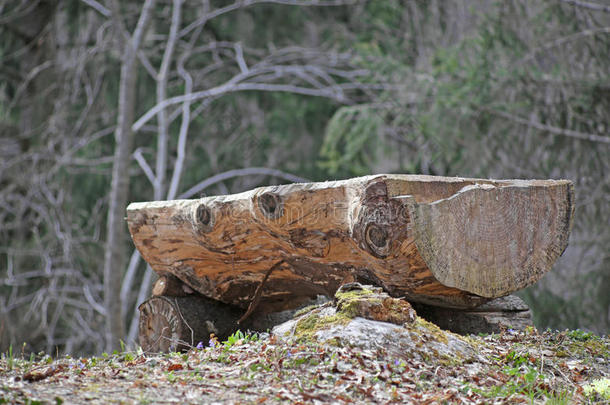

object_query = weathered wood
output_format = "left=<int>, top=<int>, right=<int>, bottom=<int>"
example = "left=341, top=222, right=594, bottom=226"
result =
left=127, top=174, right=573, bottom=312
left=413, top=295, right=534, bottom=335
left=152, top=274, right=194, bottom=297
left=138, top=294, right=306, bottom=352
left=138, top=295, right=240, bottom=352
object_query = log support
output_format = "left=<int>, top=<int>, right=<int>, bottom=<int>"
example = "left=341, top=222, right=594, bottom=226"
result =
left=412, top=295, right=534, bottom=335
left=139, top=278, right=531, bottom=352
left=138, top=295, right=242, bottom=352
left=152, top=274, right=194, bottom=297
left=139, top=284, right=319, bottom=352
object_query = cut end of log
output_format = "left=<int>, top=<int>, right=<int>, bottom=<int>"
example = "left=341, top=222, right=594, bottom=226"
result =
left=152, top=274, right=194, bottom=297
left=138, top=295, right=243, bottom=352
left=138, top=296, right=191, bottom=353
left=406, top=180, right=574, bottom=298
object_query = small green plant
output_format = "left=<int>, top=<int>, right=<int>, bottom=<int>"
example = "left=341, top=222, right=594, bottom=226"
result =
left=505, top=350, right=531, bottom=367
left=2, top=345, right=15, bottom=371
left=466, top=366, right=549, bottom=401
left=137, top=395, right=151, bottom=405
left=213, top=352, right=230, bottom=364
left=544, top=389, right=573, bottom=405
left=583, top=378, right=610, bottom=401
left=223, top=330, right=257, bottom=349
left=6, top=345, right=14, bottom=371
left=122, top=352, right=135, bottom=362
left=165, top=371, right=177, bottom=384
left=249, top=361, right=271, bottom=372
left=567, top=329, right=596, bottom=342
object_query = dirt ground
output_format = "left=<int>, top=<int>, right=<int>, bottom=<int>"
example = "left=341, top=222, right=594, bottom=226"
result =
left=1, top=328, right=609, bottom=404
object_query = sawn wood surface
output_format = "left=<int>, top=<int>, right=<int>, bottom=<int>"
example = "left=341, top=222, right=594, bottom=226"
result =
left=127, top=174, right=574, bottom=311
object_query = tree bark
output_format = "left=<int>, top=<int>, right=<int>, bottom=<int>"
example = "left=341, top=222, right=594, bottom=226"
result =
left=127, top=174, right=574, bottom=312
left=104, top=0, right=155, bottom=352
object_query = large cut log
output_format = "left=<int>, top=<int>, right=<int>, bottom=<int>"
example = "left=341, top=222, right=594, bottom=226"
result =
left=127, top=174, right=573, bottom=312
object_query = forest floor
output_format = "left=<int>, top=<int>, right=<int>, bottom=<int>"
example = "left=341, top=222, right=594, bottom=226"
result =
left=1, top=327, right=609, bottom=404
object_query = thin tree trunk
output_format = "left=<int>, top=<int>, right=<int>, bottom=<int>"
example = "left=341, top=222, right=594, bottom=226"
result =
left=123, top=0, right=184, bottom=348
left=104, top=0, right=155, bottom=352
left=155, top=0, right=183, bottom=201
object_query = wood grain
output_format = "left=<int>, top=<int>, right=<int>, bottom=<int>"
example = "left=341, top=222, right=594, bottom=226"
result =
left=127, top=175, right=573, bottom=311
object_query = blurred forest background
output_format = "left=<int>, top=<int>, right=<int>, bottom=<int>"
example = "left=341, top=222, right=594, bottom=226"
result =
left=1, top=0, right=608, bottom=355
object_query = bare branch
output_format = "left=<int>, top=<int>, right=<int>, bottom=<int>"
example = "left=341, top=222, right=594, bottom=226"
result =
left=179, top=0, right=357, bottom=37
left=131, top=1, right=156, bottom=61
left=559, top=0, right=610, bottom=13
left=80, top=0, right=112, bottom=17
left=84, top=284, right=106, bottom=315
left=518, top=27, right=610, bottom=65
left=137, top=50, right=157, bottom=78
left=133, top=78, right=353, bottom=131
left=154, top=0, right=183, bottom=200
left=179, top=167, right=309, bottom=199
left=120, top=250, right=142, bottom=318
left=484, top=108, right=610, bottom=145
left=68, top=156, right=115, bottom=166
left=8, top=60, right=53, bottom=111
left=0, top=1, right=41, bottom=25
left=167, top=55, right=194, bottom=200
left=234, top=42, right=249, bottom=74
left=133, top=148, right=156, bottom=186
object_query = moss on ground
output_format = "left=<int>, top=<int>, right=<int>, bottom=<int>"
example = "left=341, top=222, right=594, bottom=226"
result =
left=293, top=308, right=352, bottom=342
left=411, top=317, right=449, bottom=345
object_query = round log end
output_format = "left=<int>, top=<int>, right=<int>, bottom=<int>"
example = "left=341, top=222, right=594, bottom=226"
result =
left=408, top=181, right=574, bottom=298
left=152, top=274, right=193, bottom=297
left=138, top=296, right=190, bottom=353
left=138, top=295, right=246, bottom=353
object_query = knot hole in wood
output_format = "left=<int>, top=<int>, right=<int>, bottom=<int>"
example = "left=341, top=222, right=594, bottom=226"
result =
left=365, top=223, right=390, bottom=257
left=195, top=204, right=214, bottom=233
left=258, top=192, right=284, bottom=219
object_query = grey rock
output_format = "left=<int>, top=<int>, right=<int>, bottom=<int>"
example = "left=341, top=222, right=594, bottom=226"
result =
left=273, top=305, right=477, bottom=363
